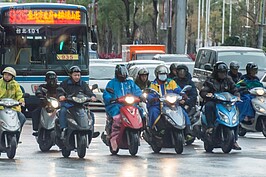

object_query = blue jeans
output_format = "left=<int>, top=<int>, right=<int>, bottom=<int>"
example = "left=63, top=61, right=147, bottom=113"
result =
left=17, top=112, right=26, bottom=128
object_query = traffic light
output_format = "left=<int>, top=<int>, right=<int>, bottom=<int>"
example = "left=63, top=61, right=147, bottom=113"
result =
left=59, top=41, right=64, bottom=51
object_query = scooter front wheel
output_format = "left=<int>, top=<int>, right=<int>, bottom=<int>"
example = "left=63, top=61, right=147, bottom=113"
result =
left=261, top=119, right=266, bottom=137
left=77, top=135, right=87, bottom=158
left=221, top=127, right=234, bottom=153
left=128, top=132, right=139, bottom=156
left=7, top=136, right=17, bottom=159
left=173, top=131, right=184, bottom=154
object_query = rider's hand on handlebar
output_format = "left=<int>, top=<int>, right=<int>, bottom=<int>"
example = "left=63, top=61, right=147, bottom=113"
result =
left=20, top=101, right=25, bottom=107
left=110, top=98, right=117, bottom=103
left=206, top=93, right=213, bottom=98
left=179, top=100, right=185, bottom=105
left=59, top=96, right=66, bottom=101
left=91, top=96, right=97, bottom=102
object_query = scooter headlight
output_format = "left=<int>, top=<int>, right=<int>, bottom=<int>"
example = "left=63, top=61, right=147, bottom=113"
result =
left=72, top=96, right=87, bottom=103
left=232, top=112, right=239, bottom=124
left=50, top=100, right=59, bottom=108
left=165, top=95, right=178, bottom=104
left=125, top=96, right=135, bottom=104
left=256, top=89, right=265, bottom=96
left=218, top=111, right=229, bottom=124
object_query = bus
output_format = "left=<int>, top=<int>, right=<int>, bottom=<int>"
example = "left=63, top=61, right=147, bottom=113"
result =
left=0, top=3, right=95, bottom=115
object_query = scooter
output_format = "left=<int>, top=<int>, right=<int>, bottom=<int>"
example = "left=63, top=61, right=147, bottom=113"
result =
left=200, top=92, right=239, bottom=153
left=142, top=85, right=191, bottom=154
left=55, top=91, right=94, bottom=158
left=35, top=88, right=59, bottom=152
left=238, top=87, right=266, bottom=137
left=0, top=93, right=29, bottom=159
left=101, top=88, right=143, bottom=156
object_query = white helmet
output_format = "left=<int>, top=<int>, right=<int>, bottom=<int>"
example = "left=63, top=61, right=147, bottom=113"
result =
left=2, top=67, right=16, bottom=77
left=154, top=65, right=169, bottom=78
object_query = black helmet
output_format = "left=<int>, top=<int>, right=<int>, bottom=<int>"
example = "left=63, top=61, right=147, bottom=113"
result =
left=230, top=61, right=240, bottom=70
left=169, top=63, right=178, bottom=72
left=246, top=62, right=258, bottom=74
left=115, top=64, right=128, bottom=82
left=176, top=64, right=189, bottom=72
left=69, top=66, right=81, bottom=74
left=213, top=61, right=228, bottom=80
left=45, top=71, right=57, bottom=87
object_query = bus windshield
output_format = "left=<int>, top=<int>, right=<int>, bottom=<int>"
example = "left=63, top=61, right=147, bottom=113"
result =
left=3, top=25, right=88, bottom=74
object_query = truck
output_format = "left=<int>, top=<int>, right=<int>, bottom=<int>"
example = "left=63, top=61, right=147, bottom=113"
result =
left=122, top=44, right=166, bottom=62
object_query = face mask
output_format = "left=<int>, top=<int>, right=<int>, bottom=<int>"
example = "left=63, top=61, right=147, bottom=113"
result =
left=158, top=74, right=167, bottom=81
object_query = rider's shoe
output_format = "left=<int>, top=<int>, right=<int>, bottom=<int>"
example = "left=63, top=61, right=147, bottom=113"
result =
left=32, top=131, right=38, bottom=137
left=92, top=131, right=100, bottom=138
left=232, top=142, right=242, bottom=150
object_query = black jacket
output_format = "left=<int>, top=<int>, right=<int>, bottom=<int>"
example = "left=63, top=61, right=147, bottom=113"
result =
left=228, top=70, right=242, bottom=84
left=173, top=73, right=198, bottom=107
left=57, top=78, right=96, bottom=98
left=35, top=84, right=59, bottom=98
left=200, top=74, right=239, bottom=101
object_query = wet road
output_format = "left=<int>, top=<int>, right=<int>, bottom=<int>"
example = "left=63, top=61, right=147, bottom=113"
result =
left=0, top=112, right=266, bottom=177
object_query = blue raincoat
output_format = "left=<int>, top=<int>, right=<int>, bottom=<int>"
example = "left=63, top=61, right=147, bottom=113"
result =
left=103, top=78, right=142, bottom=117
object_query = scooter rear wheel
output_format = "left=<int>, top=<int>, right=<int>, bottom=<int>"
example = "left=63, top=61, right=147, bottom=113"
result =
left=204, top=141, right=213, bottom=153
left=7, top=136, right=17, bottom=159
left=238, top=125, right=247, bottom=137
left=77, top=135, right=87, bottom=158
left=261, top=119, right=266, bottom=137
left=151, top=143, right=162, bottom=153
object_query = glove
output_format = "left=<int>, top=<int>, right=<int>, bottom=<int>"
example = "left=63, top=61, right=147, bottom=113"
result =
left=139, top=95, right=146, bottom=102
left=110, top=98, right=117, bottom=104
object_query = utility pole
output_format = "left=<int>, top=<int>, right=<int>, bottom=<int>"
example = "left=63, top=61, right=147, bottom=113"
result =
left=258, top=0, right=266, bottom=49
left=176, top=0, right=186, bottom=54
left=167, top=0, right=172, bottom=54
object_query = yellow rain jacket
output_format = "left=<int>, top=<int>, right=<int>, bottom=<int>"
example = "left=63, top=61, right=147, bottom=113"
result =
left=0, top=78, right=24, bottom=112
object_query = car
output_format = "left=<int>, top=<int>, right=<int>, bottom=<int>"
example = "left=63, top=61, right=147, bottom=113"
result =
left=153, top=54, right=193, bottom=62
left=193, top=46, right=266, bottom=89
left=127, top=59, right=165, bottom=69
left=153, top=54, right=195, bottom=74
left=89, top=63, right=116, bottom=110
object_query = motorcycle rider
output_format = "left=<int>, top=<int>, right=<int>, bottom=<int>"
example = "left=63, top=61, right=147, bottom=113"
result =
left=57, top=66, right=99, bottom=139
left=31, top=71, right=59, bottom=136
left=146, top=65, right=192, bottom=137
left=174, top=64, right=198, bottom=113
left=168, top=63, right=178, bottom=79
left=102, top=64, right=143, bottom=145
left=135, top=67, right=151, bottom=90
left=200, top=61, right=241, bottom=150
left=228, top=61, right=242, bottom=84
left=0, top=67, right=26, bottom=129
left=236, top=62, right=263, bottom=123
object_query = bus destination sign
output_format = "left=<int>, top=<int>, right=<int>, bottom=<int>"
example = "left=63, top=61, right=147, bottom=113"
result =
left=8, top=9, right=81, bottom=24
